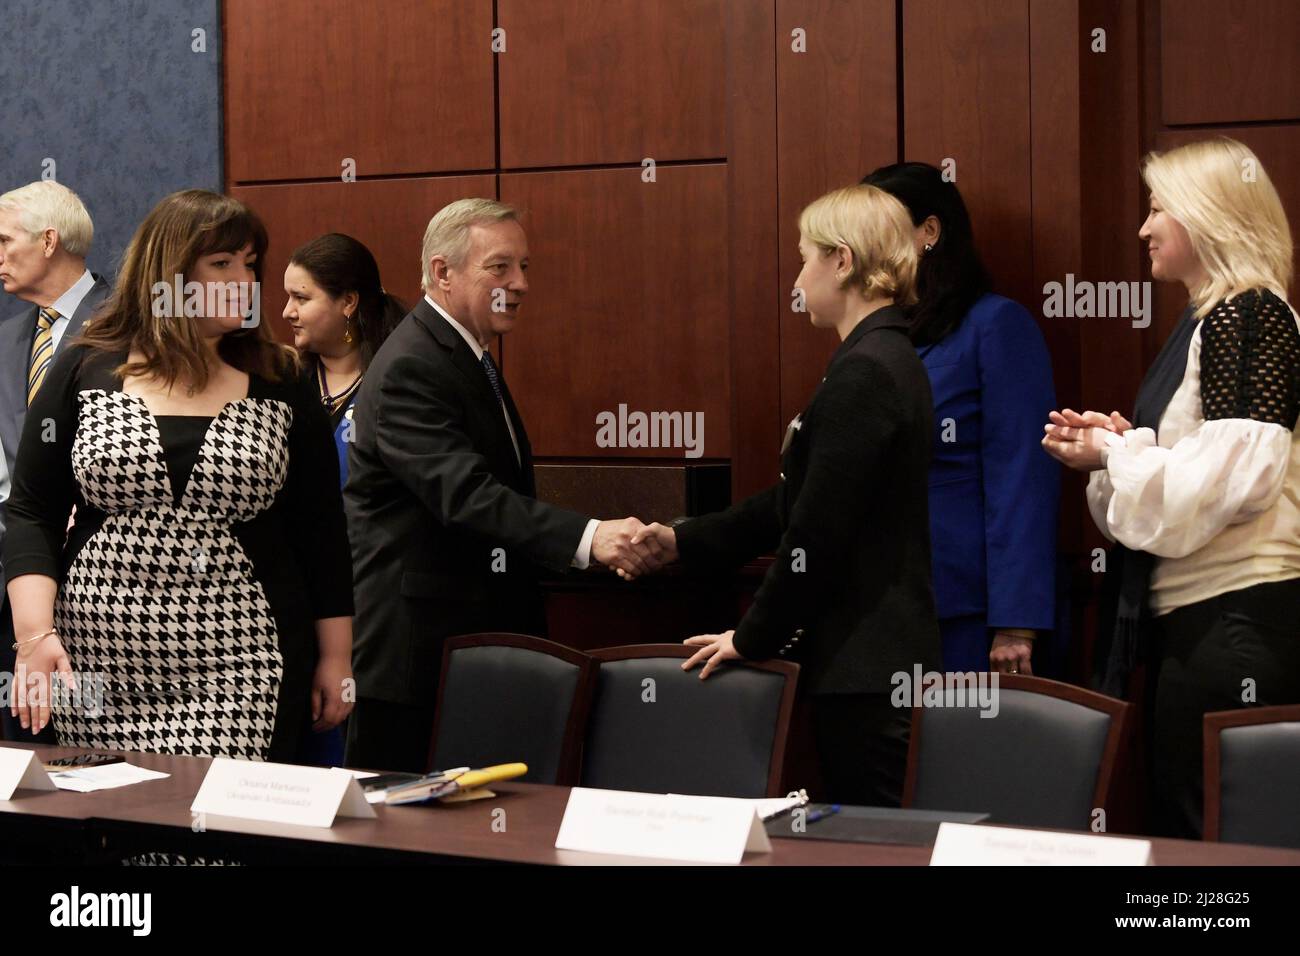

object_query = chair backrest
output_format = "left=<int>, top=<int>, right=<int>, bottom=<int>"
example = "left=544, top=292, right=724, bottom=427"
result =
left=429, top=633, right=595, bottom=784
left=902, top=674, right=1129, bottom=829
left=580, top=644, right=798, bottom=798
left=1204, top=705, right=1300, bottom=848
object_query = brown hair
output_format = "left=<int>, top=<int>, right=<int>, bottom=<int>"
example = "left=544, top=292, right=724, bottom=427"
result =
left=77, top=189, right=296, bottom=390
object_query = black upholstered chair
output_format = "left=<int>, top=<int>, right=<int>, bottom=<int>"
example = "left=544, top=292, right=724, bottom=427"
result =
left=1204, top=705, right=1300, bottom=848
left=902, top=674, right=1129, bottom=829
left=579, top=644, right=799, bottom=798
left=427, top=633, right=595, bottom=784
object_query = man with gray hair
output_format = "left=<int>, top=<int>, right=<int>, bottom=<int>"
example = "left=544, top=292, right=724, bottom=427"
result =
left=0, top=180, right=110, bottom=741
left=344, top=198, right=666, bottom=772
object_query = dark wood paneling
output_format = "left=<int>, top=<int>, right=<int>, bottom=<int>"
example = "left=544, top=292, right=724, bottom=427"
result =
left=1160, top=0, right=1300, bottom=126
left=1030, top=0, right=1086, bottom=566
left=727, top=0, right=782, bottom=500
left=903, top=0, right=1034, bottom=310
left=776, top=0, right=898, bottom=429
left=230, top=175, right=497, bottom=341
left=496, top=0, right=726, bottom=168
left=499, top=165, right=730, bottom=458
left=224, top=0, right=495, bottom=182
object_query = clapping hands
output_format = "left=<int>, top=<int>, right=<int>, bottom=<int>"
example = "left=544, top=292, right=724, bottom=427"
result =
left=1041, top=407, right=1133, bottom=472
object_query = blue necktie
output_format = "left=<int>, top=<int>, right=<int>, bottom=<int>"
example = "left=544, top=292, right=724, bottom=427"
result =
left=481, top=352, right=505, bottom=406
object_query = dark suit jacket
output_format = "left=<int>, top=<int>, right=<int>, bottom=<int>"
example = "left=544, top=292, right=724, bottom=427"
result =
left=676, top=304, right=942, bottom=694
left=0, top=273, right=110, bottom=587
left=344, top=298, right=590, bottom=707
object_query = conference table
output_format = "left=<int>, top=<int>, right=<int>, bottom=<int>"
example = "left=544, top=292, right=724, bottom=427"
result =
left=2, top=743, right=1298, bottom=865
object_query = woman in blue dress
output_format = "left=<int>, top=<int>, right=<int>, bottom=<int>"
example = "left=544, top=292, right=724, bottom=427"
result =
left=862, top=163, right=1060, bottom=675
left=282, top=233, right=405, bottom=763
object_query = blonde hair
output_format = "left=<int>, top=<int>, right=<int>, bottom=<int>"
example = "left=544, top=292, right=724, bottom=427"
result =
left=798, top=184, right=918, bottom=304
left=0, top=180, right=94, bottom=258
left=420, top=198, right=520, bottom=291
left=1142, top=137, right=1293, bottom=317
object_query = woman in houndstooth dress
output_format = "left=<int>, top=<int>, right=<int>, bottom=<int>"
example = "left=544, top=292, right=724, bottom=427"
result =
left=4, top=191, right=354, bottom=802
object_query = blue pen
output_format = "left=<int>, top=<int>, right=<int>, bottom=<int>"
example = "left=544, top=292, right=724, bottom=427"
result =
left=806, top=804, right=841, bottom=824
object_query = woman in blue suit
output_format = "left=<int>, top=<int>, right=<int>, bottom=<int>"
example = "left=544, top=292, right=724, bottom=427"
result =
left=862, top=164, right=1059, bottom=675
left=282, top=233, right=405, bottom=763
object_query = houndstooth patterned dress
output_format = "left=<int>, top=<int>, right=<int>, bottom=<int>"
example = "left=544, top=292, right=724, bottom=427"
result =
left=52, top=389, right=292, bottom=759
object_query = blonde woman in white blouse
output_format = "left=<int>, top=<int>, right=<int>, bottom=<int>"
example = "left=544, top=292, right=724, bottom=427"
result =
left=1042, top=137, right=1299, bottom=839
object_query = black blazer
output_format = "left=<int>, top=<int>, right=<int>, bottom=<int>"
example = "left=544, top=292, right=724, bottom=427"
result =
left=676, top=305, right=942, bottom=694
left=344, top=298, right=590, bottom=707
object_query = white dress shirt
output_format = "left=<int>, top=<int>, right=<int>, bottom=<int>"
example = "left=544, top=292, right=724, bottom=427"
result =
left=1087, top=298, right=1300, bottom=615
left=46, top=269, right=96, bottom=351
left=423, top=295, right=598, bottom=569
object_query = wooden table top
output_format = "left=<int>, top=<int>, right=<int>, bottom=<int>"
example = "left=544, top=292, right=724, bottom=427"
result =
left=4, top=743, right=1299, bottom=865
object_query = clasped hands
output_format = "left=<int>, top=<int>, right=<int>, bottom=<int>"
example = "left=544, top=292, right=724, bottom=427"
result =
left=1041, top=407, right=1133, bottom=472
left=590, top=518, right=678, bottom=580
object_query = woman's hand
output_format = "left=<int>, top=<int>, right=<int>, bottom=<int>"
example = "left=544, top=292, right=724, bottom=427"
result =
left=681, top=629, right=741, bottom=679
left=1049, top=408, right=1132, bottom=434
left=989, top=629, right=1034, bottom=675
left=11, top=633, right=74, bottom=735
left=1041, top=407, right=1117, bottom=471
left=310, top=651, right=354, bottom=732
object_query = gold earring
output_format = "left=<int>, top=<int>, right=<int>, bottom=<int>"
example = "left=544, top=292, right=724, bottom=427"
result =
left=343, top=317, right=354, bottom=344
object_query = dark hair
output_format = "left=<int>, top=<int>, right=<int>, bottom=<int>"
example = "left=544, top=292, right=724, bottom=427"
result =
left=860, top=162, right=991, bottom=345
left=288, top=233, right=406, bottom=368
left=79, top=189, right=296, bottom=390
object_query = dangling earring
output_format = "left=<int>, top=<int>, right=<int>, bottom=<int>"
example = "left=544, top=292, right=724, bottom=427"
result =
left=343, top=315, right=354, bottom=345
left=923, top=242, right=934, bottom=254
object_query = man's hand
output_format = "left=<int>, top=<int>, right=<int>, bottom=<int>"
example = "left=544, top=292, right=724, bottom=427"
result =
left=592, top=517, right=666, bottom=580
left=618, top=522, right=679, bottom=581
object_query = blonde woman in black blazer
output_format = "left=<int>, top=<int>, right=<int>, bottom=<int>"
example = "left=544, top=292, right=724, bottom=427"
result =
left=636, top=184, right=943, bottom=806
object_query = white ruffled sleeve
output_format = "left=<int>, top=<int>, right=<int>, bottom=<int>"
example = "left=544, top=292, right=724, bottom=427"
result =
left=1098, top=419, right=1292, bottom=557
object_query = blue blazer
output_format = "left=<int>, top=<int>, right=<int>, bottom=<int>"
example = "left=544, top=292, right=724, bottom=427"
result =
left=918, top=293, right=1059, bottom=630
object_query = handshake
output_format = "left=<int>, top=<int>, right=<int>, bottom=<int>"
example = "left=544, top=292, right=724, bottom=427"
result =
left=590, top=518, right=679, bottom=581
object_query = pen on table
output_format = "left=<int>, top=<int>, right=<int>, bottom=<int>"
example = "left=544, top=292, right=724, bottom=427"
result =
left=806, top=804, right=841, bottom=824
left=384, top=767, right=469, bottom=793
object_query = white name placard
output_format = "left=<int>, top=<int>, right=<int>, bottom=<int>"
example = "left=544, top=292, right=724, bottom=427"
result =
left=0, top=748, right=57, bottom=800
left=555, top=787, right=773, bottom=864
left=191, top=758, right=376, bottom=828
left=930, top=822, right=1153, bottom=866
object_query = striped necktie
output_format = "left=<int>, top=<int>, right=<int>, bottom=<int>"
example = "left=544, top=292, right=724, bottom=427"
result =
left=27, top=307, right=60, bottom=406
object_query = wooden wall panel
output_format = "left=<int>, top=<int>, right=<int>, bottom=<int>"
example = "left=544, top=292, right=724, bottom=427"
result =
left=1029, top=0, right=1085, bottom=562
left=499, top=165, right=730, bottom=458
left=224, top=0, right=495, bottom=182
left=230, top=175, right=496, bottom=341
left=903, top=0, right=1034, bottom=310
left=496, top=0, right=726, bottom=168
left=1160, top=0, right=1300, bottom=126
left=726, top=0, right=782, bottom=500
left=775, top=0, right=898, bottom=429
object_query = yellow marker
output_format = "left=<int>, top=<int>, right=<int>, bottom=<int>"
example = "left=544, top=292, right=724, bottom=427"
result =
left=450, top=763, right=528, bottom=792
